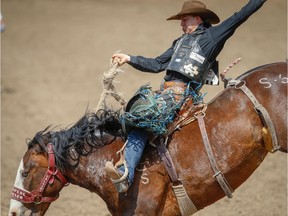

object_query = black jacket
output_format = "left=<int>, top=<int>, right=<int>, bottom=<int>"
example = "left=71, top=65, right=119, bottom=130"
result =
left=128, top=0, right=266, bottom=83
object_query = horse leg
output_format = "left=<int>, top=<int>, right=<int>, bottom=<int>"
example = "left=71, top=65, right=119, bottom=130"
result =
left=162, top=186, right=182, bottom=216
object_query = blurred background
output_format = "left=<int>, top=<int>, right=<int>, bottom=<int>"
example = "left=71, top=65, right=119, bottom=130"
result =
left=1, top=0, right=287, bottom=215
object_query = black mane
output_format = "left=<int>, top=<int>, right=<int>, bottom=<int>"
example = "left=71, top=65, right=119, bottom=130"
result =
left=27, top=109, right=124, bottom=170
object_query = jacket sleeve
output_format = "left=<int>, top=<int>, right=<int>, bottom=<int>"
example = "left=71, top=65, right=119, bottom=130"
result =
left=128, top=40, right=177, bottom=73
left=210, top=0, right=267, bottom=44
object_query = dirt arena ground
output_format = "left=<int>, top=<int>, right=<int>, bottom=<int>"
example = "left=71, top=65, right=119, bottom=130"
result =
left=1, top=0, right=287, bottom=215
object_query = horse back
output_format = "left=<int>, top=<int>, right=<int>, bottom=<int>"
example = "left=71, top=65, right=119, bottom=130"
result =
left=166, top=62, right=287, bottom=209
left=240, top=62, right=287, bottom=149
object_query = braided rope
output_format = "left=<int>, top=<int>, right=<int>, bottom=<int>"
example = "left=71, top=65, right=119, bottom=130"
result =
left=220, top=58, right=242, bottom=82
left=95, top=54, right=127, bottom=112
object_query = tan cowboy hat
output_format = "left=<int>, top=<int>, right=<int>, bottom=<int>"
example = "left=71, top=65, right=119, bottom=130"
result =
left=167, top=0, right=220, bottom=24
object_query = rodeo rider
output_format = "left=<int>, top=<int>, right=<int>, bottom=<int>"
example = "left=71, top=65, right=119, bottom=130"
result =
left=104, top=0, right=267, bottom=193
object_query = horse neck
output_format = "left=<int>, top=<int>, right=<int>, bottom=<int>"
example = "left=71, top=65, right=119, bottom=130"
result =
left=62, top=137, right=124, bottom=209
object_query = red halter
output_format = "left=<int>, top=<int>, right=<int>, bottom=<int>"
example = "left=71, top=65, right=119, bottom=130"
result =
left=11, top=143, right=69, bottom=204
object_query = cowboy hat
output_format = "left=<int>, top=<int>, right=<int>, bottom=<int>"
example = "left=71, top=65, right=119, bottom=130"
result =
left=167, top=0, right=220, bottom=24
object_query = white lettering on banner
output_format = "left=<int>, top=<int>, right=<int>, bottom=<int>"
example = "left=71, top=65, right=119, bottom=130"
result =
left=190, top=52, right=205, bottom=64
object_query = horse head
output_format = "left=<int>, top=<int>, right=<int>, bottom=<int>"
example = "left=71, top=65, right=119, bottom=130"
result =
left=8, top=110, right=124, bottom=216
left=8, top=132, right=69, bottom=216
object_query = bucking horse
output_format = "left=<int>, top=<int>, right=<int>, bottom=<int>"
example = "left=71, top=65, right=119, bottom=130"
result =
left=8, top=62, right=287, bottom=216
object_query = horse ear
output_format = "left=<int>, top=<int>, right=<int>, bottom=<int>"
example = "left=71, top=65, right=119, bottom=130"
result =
left=31, top=129, right=52, bottom=153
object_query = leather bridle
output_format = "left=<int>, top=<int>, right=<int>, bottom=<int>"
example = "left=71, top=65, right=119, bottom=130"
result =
left=11, top=143, right=69, bottom=204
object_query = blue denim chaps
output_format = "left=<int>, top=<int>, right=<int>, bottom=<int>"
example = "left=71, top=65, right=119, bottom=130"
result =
left=118, top=128, right=148, bottom=185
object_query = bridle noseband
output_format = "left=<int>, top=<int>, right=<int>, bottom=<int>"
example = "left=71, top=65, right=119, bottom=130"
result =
left=11, top=143, right=69, bottom=204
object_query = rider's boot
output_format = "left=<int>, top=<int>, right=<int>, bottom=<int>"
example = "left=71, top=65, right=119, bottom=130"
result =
left=104, top=128, right=148, bottom=193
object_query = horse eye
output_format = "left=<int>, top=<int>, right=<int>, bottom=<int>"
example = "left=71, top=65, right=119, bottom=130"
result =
left=21, top=171, right=29, bottom=178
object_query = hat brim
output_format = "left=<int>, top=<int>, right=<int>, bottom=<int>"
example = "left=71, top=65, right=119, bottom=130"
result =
left=167, top=8, right=220, bottom=24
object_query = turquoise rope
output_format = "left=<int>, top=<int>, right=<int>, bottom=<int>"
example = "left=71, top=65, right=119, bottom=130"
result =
left=121, top=81, right=204, bottom=135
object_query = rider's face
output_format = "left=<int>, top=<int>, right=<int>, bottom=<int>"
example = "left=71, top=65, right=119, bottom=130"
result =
left=180, top=15, right=202, bottom=34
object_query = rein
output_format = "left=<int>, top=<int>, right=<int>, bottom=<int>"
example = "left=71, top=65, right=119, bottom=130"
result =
left=11, top=143, right=69, bottom=204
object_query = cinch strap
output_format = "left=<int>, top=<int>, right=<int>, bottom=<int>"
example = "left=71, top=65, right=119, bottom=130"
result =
left=197, top=115, right=234, bottom=198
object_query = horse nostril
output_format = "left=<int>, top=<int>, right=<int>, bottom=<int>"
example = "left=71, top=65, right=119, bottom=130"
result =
left=10, top=212, right=17, bottom=216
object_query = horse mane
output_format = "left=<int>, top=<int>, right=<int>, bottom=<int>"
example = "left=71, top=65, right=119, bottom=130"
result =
left=27, top=109, right=124, bottom=170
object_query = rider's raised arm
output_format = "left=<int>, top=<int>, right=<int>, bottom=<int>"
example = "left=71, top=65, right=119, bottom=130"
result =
left=211, top=0, right=267, bottom=45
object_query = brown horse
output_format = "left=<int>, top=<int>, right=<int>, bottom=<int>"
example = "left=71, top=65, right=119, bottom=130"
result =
left=8, top=62, right=287, bottom=216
